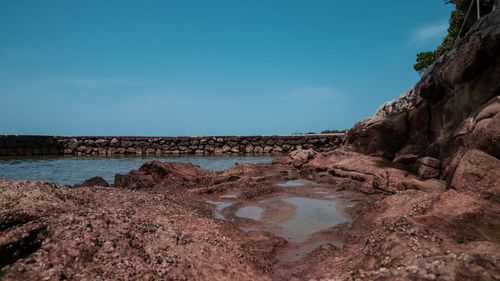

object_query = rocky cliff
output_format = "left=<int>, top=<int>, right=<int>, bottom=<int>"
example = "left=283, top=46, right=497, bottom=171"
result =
left=345, top=9, right=500, bottom=184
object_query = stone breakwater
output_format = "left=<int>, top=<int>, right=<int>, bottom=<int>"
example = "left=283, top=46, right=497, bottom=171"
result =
left=0, top=134, right=345, bottom=156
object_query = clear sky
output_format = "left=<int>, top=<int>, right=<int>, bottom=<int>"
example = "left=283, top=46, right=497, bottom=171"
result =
left=0, top=0, right=453, bottom=136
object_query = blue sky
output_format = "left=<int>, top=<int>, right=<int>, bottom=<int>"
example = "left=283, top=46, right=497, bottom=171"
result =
left=0, top=0, right=453, bottom=136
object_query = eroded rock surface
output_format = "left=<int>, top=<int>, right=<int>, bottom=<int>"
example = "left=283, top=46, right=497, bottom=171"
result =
left=114, top=161, right=214, bottom=190
left=0, top=179, right=271, bottom=281
left=346, top=9, right=500, bottom=183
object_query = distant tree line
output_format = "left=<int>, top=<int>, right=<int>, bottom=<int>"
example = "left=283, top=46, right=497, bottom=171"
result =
left=320, top=129, right=346, bottom=134
left=414, top=0, right=495, bottom=74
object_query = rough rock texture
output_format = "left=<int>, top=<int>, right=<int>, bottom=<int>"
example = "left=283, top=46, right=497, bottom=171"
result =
left=451, top=149, right=500, bottom=201
left=272, top=148, right=318, bottom=168
left=374, top=87, right=418, bottom=118
left=0, top=179, right=270, bottom=281
left=2, top=147, right=500, bottom=281
left=114, top=161, right=214, bottom=190
left=267, top=146, right=499, bottom=280
left=346, top=9, right=500, bottom=182
left=299, top=149, right=445, bottom=194
left=73, top=176, right=110, bottom=188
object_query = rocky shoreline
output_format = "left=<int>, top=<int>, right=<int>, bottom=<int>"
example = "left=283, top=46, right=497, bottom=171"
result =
left=0, top=8, right=499, bottom=281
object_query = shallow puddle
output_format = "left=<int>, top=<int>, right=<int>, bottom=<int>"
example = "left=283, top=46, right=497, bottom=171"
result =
left=236, top=192, right=349, bottom=262
left=272, top=196, right=347, bottom=242
left=209, top=183, right=350, bottom=263
left=236, top=206, right=264, bottom=220
left=207, top=200, right=233, bottom=220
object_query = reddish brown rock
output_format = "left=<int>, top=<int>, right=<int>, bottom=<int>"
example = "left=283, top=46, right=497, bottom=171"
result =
left=302, top=149, right=445, bottom=194
left=451, top=149, right=500, bottom=201
left=73, top=176, right=110, bottom=188
left=345, top=9, right=500, bottom=178
left=413, top=157, right=441, bottom=179
left=345, top=112, right=409, bottom=159
left=272, top=148, right=318, bottom=168
left=114, top=161, right=214, bottom=190
left=0, top=180, right=269, bottom=281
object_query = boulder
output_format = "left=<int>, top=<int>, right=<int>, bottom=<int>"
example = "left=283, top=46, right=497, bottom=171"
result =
left=121, top=140, right=133, bottom=148
left=263, top=146, right=273, bottom=153
left=273, top=149, right=318, bottom=168
left=110, top=138, right=119, bottom=147
left=451, top=149, right=500, bottom=201
left=345, top=112, right=409, bottom=159
left=245, top=145, right=254, bottom=153
left=273, top=146, right=283, bottom=152
left=254, top=146, right=264, bottom=153
left=114, top=161, right=214, bottom=190
left=470, top=96, right=500, bottom=159
left=67, top=138, right=79, bottom=150
left=73, top=176, right=110, bottom=188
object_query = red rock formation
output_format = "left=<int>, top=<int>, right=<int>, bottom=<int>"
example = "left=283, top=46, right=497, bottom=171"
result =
left=114, top=161, right=214, bottom=190
left=345, top=9, right=500, bottom=183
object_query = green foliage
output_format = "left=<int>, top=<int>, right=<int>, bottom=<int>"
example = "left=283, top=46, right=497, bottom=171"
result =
left=414, top=51, right=436, bottom=73
left=413, top=0, right=495, bottom=73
